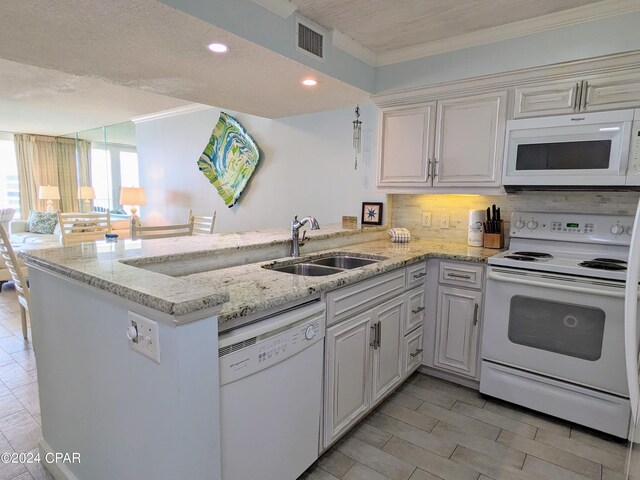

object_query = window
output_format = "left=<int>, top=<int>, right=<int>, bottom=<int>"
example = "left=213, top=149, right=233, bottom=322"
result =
left=90, top=145, right=138, bottom=211
left=0, top=138, right=20, bottom=217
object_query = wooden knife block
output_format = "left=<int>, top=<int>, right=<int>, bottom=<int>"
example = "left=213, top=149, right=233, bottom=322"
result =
left=483, top=221, right=504, bottom=249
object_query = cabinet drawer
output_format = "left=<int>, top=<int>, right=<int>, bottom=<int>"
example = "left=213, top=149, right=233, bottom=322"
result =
left=439, top=262, right=483, bottom=289
left=403, top=326, right=424, bottom=377
left=406, top=262, right=427, bottom=289
left=405, top=287, right=425, bottom=334
left=327, top=269, right=405, bottom=326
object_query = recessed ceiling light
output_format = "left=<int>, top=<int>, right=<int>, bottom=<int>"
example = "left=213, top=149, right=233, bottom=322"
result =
left=208, top=43, right=228, bottom=53
left=302, top=79, right=317, bottom=86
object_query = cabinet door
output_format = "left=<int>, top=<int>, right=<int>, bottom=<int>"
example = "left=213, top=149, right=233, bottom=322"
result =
left=433, top=91, right=507, bottom=187
left=434, top=286, right=482, bottom=379
left=323, top=311, right=372, bottom=448
left=513, top=80, right=581, bottom=118
left=378, top=104, right=435, bottom=187
left=403, top=326, right=424, bottom=378
left=582, top=72, right=640, bottom=112
left=371, top=296, right=405, bottom=404
left=405, top=286, right=426, bottom=334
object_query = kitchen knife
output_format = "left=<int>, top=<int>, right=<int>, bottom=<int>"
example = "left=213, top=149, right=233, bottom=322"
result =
left=486, top=208, right=492, bottom=233
left=496, top=207, right=501, bottom=232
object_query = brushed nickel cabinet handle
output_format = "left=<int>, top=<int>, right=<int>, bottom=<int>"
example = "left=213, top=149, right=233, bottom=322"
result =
left=370, top=324, right=378, bottom=348
left=581, top=80, right=588, bottom=109
left=413, top=272, right=427, bottom=279
left=377, top=321, right=382, bottom=348
left=410, top=349, right=423, bottom=358
left=426, top=158, right=431, bottom=180
left=412, top=307, right=425, bottom=314
left=434, top=159, right=439, bottom=178
left=473, top=304, right=479, bottom=326
left=448, top=273, right=471, bottom=279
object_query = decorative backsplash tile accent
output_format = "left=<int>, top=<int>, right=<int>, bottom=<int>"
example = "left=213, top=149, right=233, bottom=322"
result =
left=391, top=192, right=640, bottom=244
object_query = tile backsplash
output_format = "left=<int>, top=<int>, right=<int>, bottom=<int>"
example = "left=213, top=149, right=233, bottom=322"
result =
left=391, top=192, right=640, bottom=244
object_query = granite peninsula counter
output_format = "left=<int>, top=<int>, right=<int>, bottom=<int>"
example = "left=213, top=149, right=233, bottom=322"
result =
left=20, top=224, right=499, bottom=329
left=20, top=225, right=500, bottom=480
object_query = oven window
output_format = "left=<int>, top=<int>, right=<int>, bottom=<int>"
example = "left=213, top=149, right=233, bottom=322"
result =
left=515, top=140, right=612, bottom=170
left=507, top=295, right=605, bottom=361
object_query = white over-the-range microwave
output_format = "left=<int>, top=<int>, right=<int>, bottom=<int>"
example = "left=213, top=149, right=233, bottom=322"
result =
left=502, top=108, right=640, bottom=190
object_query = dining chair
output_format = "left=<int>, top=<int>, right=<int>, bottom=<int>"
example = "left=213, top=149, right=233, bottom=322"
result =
left=58, top=212, right=111, bottom=246
left=188, top=209, right=216, bottom=235
left=131, top=216, right=195, bottom=240
left=0, top=224, right=29, bottom=339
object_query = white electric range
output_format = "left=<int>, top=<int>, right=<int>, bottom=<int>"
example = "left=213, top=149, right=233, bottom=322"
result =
left=480, top=211, right=635, bottom=438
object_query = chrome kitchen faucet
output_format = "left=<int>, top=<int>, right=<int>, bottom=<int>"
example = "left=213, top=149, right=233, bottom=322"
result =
left=291, top=215, right=320, bottom=257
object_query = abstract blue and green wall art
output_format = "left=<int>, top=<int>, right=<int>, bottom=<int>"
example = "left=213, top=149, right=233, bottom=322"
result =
left=197, top=112, right=260, bottom=207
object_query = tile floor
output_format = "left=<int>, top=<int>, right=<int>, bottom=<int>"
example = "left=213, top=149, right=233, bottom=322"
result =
left=0, top=284, right=52, bottom=480
left=0, top=282, right=634, bottom=480
left=302, top=371, right=636, bottom=480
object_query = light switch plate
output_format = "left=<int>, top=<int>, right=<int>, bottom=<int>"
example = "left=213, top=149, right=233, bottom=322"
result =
left=128, top=312, right=161, bottom=363
left=421, top=212, right=432, bottom=227
left=439, top=214, right=450, bottom=229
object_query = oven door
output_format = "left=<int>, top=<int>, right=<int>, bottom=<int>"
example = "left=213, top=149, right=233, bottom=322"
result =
left=502, top=110, right=633, bottom=187
left=482, top=266, right=628, bottom=396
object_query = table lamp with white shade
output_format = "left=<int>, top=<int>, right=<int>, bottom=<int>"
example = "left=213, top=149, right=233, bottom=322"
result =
left=38, top=185, right=60, bottom=213
left=120, top=187, right=146, bottom=226
left=77, top=186, right=95, bottom=213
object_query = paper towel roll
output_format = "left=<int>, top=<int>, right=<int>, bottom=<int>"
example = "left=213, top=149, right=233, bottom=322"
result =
left=468, top=209, right=484, bottom=247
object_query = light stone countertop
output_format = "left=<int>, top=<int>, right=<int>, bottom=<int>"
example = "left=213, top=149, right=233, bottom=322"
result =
left=19, top=224, right=500, bottom=328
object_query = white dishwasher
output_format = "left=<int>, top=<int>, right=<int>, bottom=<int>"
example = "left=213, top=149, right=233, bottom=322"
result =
left=218, top=301, right=325, bottom=480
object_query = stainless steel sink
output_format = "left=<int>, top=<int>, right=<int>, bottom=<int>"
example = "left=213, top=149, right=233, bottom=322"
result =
left=310, top=255, right=379, bottom=269
left=264, top=253, right=387, bottom=276
left=269, top=263, right=343, bottom=276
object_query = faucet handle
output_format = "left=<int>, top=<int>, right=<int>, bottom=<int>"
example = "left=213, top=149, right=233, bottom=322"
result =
left=300, top=230, right=307, bottom=244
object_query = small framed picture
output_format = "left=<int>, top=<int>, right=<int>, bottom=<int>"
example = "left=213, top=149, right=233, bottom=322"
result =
left=361, top=202, right=383, bottom=226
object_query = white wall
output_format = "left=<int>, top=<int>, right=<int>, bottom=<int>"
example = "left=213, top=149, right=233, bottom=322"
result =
left=135, top=105, right=384, bottom=233
left=376, top=12, right=640, bottom=93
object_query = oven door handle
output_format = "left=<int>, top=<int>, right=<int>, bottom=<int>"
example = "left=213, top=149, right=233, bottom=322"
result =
left=487, top=271, right=625, bottom=298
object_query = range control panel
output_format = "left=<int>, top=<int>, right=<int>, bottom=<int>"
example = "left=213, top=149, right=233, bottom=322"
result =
left=510, top=212, right=635, bottom=245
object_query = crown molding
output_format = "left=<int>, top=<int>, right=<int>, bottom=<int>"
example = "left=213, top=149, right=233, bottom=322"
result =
left=331, top=29, right=377, bottom=67
left=250, top=0, right=297, bottom=19
left=377, top=0, right=640, bottom=66
left=131, top=104, right=212, bottom=124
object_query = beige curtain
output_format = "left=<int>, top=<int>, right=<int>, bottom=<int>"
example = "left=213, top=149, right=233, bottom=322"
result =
left=77, top=139, right=91, bottom=187
left=56, top=137, right=79, bottom=212
left=14, top=134, right=82, bottom=216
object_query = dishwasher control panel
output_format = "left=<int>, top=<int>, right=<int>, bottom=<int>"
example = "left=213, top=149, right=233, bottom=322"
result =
left=218, top=305, right=325, bottom=386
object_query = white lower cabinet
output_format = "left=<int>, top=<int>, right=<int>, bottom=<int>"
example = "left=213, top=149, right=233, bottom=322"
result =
left=323, top=311, right=372, bottom=447
left=434, top=286, right=482, bottom=378
left=323, top=264, right=427, bottom=449
left=371, top=296, right=405, bottom=404
left=403, top=326, right=424, bottom=376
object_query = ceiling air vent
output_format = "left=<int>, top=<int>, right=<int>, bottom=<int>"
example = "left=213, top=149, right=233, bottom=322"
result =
left=297, top=19, right=325, bottom=60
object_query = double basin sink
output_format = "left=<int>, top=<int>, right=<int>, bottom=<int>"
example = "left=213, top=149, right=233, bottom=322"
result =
left=264, top=253, right=387, bottom=276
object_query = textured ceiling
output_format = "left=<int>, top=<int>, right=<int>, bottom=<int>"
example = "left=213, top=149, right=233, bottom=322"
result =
left=0, top=0, right=368, bottom=135
left=0, top=58, right=190, bottom=136
left=294, top=0, right=605, bottom=52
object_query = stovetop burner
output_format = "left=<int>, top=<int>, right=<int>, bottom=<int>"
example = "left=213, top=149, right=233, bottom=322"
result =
left=579, top=260, right=627, bottom=271
left=592, top=258, right=627, bottom=265
left=504, top=255, right=538, bottom=261
left=513, top=251, right=554, bottom=258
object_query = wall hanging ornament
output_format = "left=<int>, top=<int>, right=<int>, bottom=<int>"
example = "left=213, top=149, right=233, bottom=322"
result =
left=197, top=112, right=260, bottom=207
left=352, top=105, right=362, bottom=170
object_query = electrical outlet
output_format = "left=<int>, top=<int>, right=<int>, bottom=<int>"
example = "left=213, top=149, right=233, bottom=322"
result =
left=421, top=212, right=432, bottom=227
left=439, top=214, right=450, bottom=229
left=127, top=312, right=161, bottom=363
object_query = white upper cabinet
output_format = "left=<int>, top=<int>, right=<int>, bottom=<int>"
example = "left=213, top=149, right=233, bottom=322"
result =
left=433, top=92, right=507, bottom=187
left=378, top=103, right=435, bottom=186
left=513, top=80, right=581, bottom=118
left=582, top=72, right=640, bottom=112
left=377, top=92, right=506, bottom=190
left=514, top=71, right=640, bottom=118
